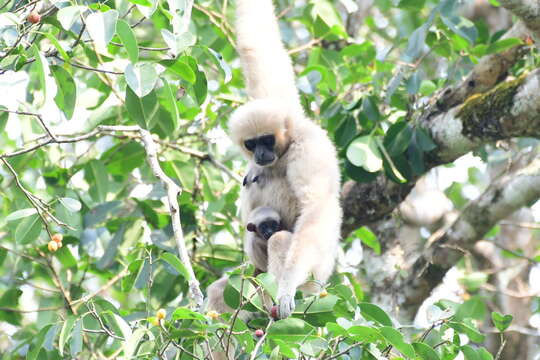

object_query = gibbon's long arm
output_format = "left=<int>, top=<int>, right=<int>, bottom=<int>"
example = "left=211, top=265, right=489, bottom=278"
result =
left=236, top=0, right=302, bottom=112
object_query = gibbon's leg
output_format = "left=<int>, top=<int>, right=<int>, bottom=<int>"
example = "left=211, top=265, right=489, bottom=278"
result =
left=267, top=230, right=293, bottom=285
left=236, top=0, right=302, bottom=113
left=206, top=277, right=234, bottom=315
left=277, top=196, right=342, bottom=318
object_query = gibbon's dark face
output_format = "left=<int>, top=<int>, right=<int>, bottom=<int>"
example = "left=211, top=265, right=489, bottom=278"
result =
left=244, top=134, right=276, bottom=166
left=257, top=218, right=280, bottom=240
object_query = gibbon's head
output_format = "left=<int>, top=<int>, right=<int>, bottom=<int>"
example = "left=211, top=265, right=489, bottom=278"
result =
left=246, top=206, right=282, bottom=240
left=229, top=99, right=294, bottom=167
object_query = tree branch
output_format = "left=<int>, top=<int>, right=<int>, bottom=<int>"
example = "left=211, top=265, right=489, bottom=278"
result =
left=379, top=150, right=540, bottom=320
left=139, top=129, right=204, bottom=309
left=342, top=68, right=540, bottom=236
left=500, top=0, right=540, bottom=37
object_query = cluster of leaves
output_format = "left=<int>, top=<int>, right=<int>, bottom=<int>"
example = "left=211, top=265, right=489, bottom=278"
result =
left=0, top=0, right=539, bottom=358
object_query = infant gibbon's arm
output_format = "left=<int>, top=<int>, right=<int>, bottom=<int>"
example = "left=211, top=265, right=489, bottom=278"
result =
left=236, top=0, right=301, bottom=110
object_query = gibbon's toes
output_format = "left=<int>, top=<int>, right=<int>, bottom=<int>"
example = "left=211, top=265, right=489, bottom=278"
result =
left=277, top=295, right=295, bottom=319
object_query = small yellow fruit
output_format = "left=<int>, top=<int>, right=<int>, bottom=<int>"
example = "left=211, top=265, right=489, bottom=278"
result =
left=150, top=317, right=159, bottom=326
left=48, top=241, right=58, bottom=252
left=207, top=310, right=219, bottom=319
left=156, top=308, right=166, bottom=320
left=57, top=241, right=63, bottom=248
left=52, top=233, right=63, bottom=243
left=319, top=289, right=328, bottom=298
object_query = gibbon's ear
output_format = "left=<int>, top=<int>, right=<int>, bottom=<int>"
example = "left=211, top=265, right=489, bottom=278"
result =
left=246, top=223, right=257, bottom=232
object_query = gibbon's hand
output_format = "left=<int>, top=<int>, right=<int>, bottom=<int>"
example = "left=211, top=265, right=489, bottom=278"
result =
left=277, top=294, right=295, bottom=319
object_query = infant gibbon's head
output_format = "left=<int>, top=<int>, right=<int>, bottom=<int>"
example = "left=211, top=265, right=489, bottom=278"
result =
left=229, top=99, right=293, bottom=167
left=246, top=206, right=282, bottom=240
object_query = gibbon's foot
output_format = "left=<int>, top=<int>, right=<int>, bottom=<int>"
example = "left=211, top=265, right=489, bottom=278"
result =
left=277, top=294, right=295, bottom=319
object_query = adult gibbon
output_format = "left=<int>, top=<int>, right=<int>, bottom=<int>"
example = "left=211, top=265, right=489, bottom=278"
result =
left=228, top=0, right=342, bottom=319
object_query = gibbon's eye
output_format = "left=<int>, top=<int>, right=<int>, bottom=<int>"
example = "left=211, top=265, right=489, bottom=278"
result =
left=244, top=139, right=256, bottom=152
left=260, top=135, right=275, bottom=148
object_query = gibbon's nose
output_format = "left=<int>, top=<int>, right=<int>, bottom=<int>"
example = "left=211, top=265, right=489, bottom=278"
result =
left=255, top=149, right=275, bottom=166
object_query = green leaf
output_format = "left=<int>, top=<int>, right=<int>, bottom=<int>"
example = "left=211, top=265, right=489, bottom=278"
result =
left=161, top=252, right=191, bottom=280
left=343, top=272, right=364, bottom=301
left=267, top=318, right=317, bottom=343
left=125, top=63, right=157, bottom=98
left=398, top=0, right=426, bottom=11
left=386, top=122, right=413, bottom=156
left=84, top=160, right=109, bottom=203
left=55, top=246, right=78, bottom=269
left=59, top=197, right=82, bottom=212
left=455, top=296, right=486, bottom=321
left=125, top=87, right=159, bottom=129
left=59, top=316, right=77, bottom=356
left=161, top=29, right=196, bottom=56
left=359, top=302, right=393, bottom=326
left=300, top=338, right=328, bottom=357
left=193, top=69, right=208, bottom=105
left=413, top=342, right=440, bottom=360
left=70, top=319, right=82, bottom=357
left=104, top=142, right=145, bottom=175
left=161, top=80, right=179, bottom=130
left=57, top=6, right=86, bottom=31
left=486, top=38, right=522, bottom=54
left=380, top=326, right=416, bottom=358
left=491, top=311, right=513, bottom=332
left=117, top=19, right=139, bottom=63
left=207, top=48, right=232, bottom=83
left=127, top=0, right=152, bottom=6
left=44, top=33, right=70, bottom=63
left=294, top=294, right=338, bottom=326
left=85, top=10, right=119, bottom=48
left=416, top=127, right=437, bottom=151
left=477, top=347, right=494, bottom=360
left=355, top=227, right=380, bottom=255
left=172, top=307, right=207, bottom=321
left=51, top=65, right=76, bottom=119
left=347, top=326, right=382, bottom=342
left=447, top=321, right=485, bottom=343
left=32, top=44, right=51, bottom=104
left=404, top=24, right=428, bottom=62
left=27, top=324, right=52, bottom=360
left=0, top=106, right=7, bottom=132
left=15, top=214, right=41, bottom=244
left=6, top=208, right=37, bottom=222
left=0, top=289, right=22, bottom=325
left=161, top=59, right=196, bottom=83
left=461, top=345, right=479, bottom=360
left=346, top=135, right=383, bottom=172
left=441, top=15, right=477, bottom=44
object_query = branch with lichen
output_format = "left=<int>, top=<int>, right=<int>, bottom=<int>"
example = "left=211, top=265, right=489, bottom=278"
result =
left=341, top=68, right=540, bottom=235
left=500, top=0, right=540, bottom=37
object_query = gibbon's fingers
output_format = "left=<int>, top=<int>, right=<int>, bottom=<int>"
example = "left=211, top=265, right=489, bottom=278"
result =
left=236, top=0, right=302, bottom=112
left=277, top=294, right=295, bottom=319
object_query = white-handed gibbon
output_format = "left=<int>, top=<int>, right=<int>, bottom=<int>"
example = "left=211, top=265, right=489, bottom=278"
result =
left=228, top=0, right=342, bottom=319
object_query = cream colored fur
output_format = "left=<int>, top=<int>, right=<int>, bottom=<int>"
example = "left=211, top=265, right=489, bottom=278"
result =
left=229, top=0, right=342, bottom=319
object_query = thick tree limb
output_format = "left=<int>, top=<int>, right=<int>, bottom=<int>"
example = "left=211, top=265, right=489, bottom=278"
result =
left=500, top=0, right=540, bottom=37
left=342, top=68, right=540, bottom=236
left=394, top=151, right=540, bottom=319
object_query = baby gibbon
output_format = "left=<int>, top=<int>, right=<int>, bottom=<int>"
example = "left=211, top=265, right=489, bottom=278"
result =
left=228, top=0, right=342, bottom=319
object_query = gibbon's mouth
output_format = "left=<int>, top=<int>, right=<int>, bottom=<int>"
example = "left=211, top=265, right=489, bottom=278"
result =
left=255, top=156, right=276, bottom=167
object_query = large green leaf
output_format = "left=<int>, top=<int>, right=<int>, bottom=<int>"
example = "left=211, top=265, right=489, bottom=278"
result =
left=359, top=302, right=393, bottom=326
left=380, top=327, right=416, bottom=358
left=15, top=214, right=41, bottom=244
left=267, top=318, right=317, bottom=343
left=51, top=65, right=76, bottom=119
left=125, top=87, right=159, bottom=129
left=85, top=10, right=119, bottom=48
left=117, top=19, right=139, bottom=63
left=346, top=135, right=383, bottom=172
left=125, top=63, right=157, bottom=98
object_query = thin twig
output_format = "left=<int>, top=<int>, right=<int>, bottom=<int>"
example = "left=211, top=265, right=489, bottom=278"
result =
left=139, top=129, right=203, bottom=309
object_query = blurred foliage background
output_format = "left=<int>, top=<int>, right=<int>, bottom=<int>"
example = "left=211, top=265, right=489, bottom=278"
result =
left=0, top=0, right=539, bottom=358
